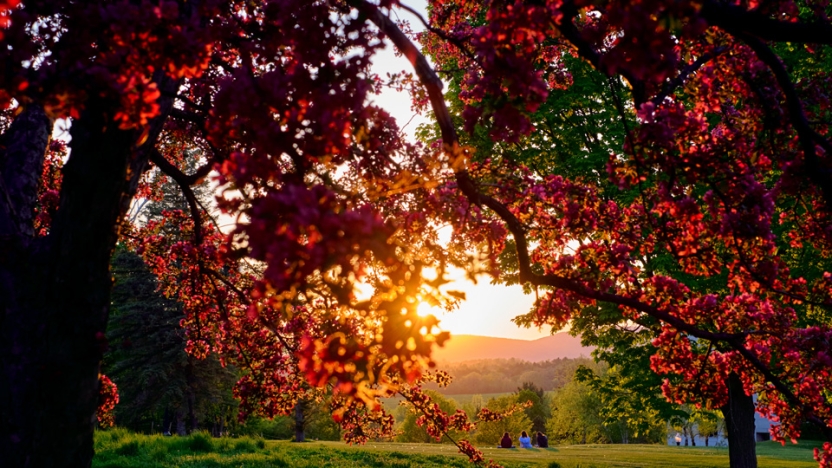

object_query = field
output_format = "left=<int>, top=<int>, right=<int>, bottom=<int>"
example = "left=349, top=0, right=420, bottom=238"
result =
left=93, top=429, right=821, bottom=468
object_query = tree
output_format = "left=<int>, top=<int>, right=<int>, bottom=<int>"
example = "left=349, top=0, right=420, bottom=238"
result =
left=2, top=1, right=832, bottom=467
left=547, top=378, right=607, bottom=444
left=692, top=409, right=723, bottom=447
left=419, top=1, right=832, bottom=465
left=396, top=390, right=461, bottom=443
left=516, top=384, right=550, bottom=435
left=106, top=248, right=239, bottom=435
left=574, top=364, right=668, bottom=444
left=472, top=394, right=533, bottom=446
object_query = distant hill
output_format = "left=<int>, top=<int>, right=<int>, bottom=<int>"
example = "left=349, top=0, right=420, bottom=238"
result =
left=433, top=333, right=594, bottom=364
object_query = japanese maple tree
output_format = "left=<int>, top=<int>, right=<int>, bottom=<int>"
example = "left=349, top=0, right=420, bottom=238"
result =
left=1, top=1, right=832, bottom=468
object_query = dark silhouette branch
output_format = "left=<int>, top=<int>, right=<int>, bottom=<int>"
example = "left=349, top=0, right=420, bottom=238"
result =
left=702, top=0, right=832, bottom=45
left=736, top=32, right=832, bottom=211
left=558, top=1, right=647, bottom=105
left=149, top=148, right=204, bottom=245
left=652, top=46, right=728, bottom=106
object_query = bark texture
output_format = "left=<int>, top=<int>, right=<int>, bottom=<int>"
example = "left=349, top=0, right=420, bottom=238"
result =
left=0, top=77, right=177, bottom=467
left=0, top=104, right=51, bottom=239
left=721, top=372, right=758, bottom=468
left=294, top=401, right=306, bottom=443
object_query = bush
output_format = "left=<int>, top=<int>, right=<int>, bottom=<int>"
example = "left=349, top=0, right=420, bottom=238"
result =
left=187, top=431, right=214, bottom=452
left=237, top=416, right=294, bottom=440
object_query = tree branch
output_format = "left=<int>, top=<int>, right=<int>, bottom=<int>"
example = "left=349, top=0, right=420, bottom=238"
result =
left=701, top=0, right=832, bottom=45
left=652, top=46, right=728, bottom=106
left=558, top=0, right=647, bottom=105
left=362, top=0, right=832, bottom=439
left=148, top=148, right=204, bottom=245
left=0, top=104, right=52, bottom=240
left=736, top=32, right=832, bottom=210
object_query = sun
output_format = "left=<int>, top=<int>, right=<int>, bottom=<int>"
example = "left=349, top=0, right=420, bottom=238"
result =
left=416, top=302, right=440, bottom=318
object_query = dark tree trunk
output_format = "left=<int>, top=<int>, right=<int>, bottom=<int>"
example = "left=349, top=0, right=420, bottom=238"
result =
left=0, top=77, right=177, bottom=467
left=294, top=401, right=306, bottom=443
left=186, top=359, right=198, bottom=434
left=721, top=373, right=758, bottom=468
left=175, top=411, right=187, bottom=436
left=163, top=407, right=174, bottom=435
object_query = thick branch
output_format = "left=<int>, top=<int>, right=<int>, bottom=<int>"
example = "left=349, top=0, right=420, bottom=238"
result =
left=652, top=46, right=728, bottom=106
left=149, top=143, right=213, bottom=187
left=396, top=2, right=477, bottom=63
left=702, top=0, right=832, bottom=45
left=558, top=1, right=647, bottom=105
left=365, top=0, right=832, bottom=438
left=737, top=32, right=832, bottom=210
left=149, top=149, right=205, bottom=245
left=0, top=104, right=52, bottom=240
left=170, top=108, right=206, bottom=127
left=350, top=0, right=456, bottom=145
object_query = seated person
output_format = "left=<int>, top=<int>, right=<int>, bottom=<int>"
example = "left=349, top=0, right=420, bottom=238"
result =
left=519, top=430, right=533, bottom=448
left=500, top=432, right=513, bottom=448
left=537, top=431, right=548, bottom=448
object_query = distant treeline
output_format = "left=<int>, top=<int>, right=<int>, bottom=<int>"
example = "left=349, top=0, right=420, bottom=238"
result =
left=425, top=357, right=592, bottom=395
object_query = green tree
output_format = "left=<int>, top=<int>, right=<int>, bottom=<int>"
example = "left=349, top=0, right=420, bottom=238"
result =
left=692, top=409, right=723, bottom=447
left=105, top=248, right=238, bottom=435
left=516, top=384, right=550, bottom=434
left=473, top=394, right=533, bottom=446
left=575, top=364, right=668, bottom=444
left=396, top=390, right=461, bottom=443
left=547, top=379, right=607, bottom=445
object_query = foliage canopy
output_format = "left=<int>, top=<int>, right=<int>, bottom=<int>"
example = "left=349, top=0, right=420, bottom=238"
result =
left=2, top=0, right=832, bottom=466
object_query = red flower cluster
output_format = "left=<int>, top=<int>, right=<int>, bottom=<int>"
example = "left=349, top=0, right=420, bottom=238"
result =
left=96, top=375, right=119, bottom=428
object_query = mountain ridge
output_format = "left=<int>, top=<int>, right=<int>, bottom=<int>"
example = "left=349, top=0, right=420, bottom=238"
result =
left=434, top=333, right=594, bottom=363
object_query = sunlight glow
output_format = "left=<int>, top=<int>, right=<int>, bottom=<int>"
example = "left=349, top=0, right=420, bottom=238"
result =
left=417, top=302, right=440, bottom=318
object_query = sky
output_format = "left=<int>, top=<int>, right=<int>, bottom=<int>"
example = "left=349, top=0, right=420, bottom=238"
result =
left=371, top=2, right=554, bottom=341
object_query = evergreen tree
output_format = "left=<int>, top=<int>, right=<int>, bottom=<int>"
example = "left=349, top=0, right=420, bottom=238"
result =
left=105, top=248, right=238, bottom=435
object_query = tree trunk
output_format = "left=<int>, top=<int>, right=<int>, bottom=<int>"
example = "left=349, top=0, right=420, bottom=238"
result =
left=163, top=407, right=174, bottom=435
left=175, top=410, right=187, bottom=436
left=294, top=401, right=306, bottom=443
left=721, top=373, right=757, bottom=468
left=0, top=77, right=177, bottom=467
left=186, top=359, right=198, bottom=434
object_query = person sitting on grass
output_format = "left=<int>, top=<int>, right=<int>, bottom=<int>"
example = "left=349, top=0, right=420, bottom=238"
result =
left=536, top=431, right=548, bottom=448
left=500, top=432, right=513, bottom=448
left=519, top=430, right=533, bottom=448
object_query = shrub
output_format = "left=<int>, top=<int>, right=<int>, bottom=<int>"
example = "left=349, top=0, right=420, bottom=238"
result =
left=187, top=432, right=214, bottom=452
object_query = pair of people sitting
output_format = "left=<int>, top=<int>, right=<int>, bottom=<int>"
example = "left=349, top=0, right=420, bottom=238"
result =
left=499, top=431, right=548, bottom=448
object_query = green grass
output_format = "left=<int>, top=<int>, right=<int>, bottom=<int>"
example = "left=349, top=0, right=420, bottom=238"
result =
left=94, top=429, right=821, bottom=468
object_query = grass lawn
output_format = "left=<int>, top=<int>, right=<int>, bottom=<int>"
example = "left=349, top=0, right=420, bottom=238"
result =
left=94, top=429, right=821, bottom=468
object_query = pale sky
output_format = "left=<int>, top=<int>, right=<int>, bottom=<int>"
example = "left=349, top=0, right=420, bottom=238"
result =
left=373, top=1, right=553, bottom=341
